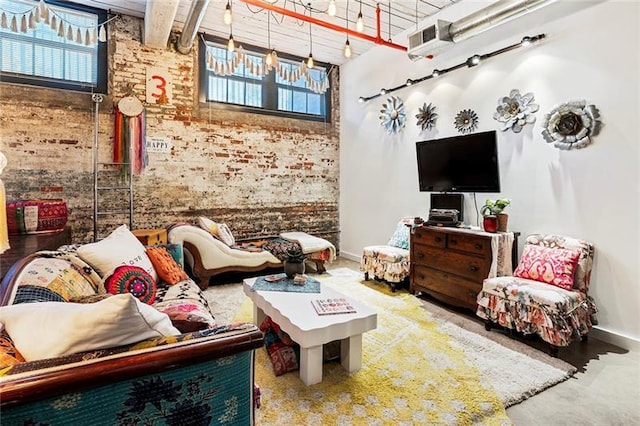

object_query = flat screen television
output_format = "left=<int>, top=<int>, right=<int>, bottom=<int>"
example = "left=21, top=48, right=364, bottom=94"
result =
left=416, top=130, right=501, bottom=193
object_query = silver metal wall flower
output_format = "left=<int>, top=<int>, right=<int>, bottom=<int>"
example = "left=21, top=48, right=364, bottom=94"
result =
left=416, top=102, right=438, bottom=131
left=541, top=100, right=602, bottom=150
left=454, top=109, right=478, bottom=134
left=379, top=96, right=407, bottom=134
left=494, top=89, right=539, bottom=133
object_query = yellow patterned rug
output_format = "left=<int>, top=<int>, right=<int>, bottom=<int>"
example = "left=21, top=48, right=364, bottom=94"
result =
left=234, top=268, right=574, bottom=425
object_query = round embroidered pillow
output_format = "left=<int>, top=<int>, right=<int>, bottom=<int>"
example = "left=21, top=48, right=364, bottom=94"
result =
left=104, top=265, right=157, bottom=305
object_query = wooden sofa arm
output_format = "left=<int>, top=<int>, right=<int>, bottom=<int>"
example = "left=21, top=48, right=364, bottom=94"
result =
left=0, top=325, right=264, bottom=408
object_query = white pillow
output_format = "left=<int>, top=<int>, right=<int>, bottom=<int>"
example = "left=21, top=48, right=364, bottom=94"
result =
left=77, top=224, right=158, bottom=283
left=197, top=217, right=235, bottom=246
left=0, top=294, right=180, bottom=361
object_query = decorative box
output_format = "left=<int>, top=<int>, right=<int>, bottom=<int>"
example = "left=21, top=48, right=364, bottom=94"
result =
left=6, top=199, right=68, bottom=235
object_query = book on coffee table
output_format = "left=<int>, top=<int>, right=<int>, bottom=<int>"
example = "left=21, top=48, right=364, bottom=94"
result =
left=311, top=298, right=357, bottom=315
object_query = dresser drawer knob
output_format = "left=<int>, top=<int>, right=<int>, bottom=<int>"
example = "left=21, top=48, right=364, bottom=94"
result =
left=435, top=236, right=442, bottom=243
left=474, top=243, right=483, bottom=250
left=417, top=253, right=425, bottom=259
left=450, top=238, right=457, bottom=245
left=419, top=274, right=425, bottom=280
left=468, top=265, right=479, bottom=272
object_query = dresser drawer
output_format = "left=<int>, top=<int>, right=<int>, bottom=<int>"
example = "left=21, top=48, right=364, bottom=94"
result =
left=412, top=227, right=446, bottom=248
left=412, top=265, right=481, bottom=309
left=414, top=244, right=490, bottom=281
left=446, top=233, right=492, bottom=257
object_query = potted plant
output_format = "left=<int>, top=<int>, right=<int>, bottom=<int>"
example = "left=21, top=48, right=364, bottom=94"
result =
left=283, top=247, right=307, bottom=278
left=480, top=199, right=511, bottom=232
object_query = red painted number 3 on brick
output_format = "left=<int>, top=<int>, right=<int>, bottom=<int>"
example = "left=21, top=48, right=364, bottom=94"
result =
left=146, top=67, right=172, bottom=105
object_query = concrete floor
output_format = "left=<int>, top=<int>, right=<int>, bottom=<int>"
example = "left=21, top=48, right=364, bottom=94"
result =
left=328, top=257, right=640, bottom=426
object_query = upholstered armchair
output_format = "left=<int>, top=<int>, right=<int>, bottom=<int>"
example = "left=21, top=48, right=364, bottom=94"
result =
left=476, top=233, right=597, bottom=356
left=360, top=217, right=416, bottom=292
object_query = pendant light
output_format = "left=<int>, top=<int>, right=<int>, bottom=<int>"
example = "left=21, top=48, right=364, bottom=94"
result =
left=328, top=0, right=337, bottom=17
left=343, top=0, right=352, bottom=59
left=307, top=17, right=314, bottom=68
left=356, top=0, right=364, bottom=32
left=227, top=21, right=235, bottom=53
left=223, top=0, right=232, bottom=25
left=265, top=10, right=275, bottom=67
left=343, top=38, right=352, bottom=58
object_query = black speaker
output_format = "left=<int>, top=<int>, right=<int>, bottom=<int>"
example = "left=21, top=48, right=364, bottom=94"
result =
left=431, top=193, right=464, bottom=222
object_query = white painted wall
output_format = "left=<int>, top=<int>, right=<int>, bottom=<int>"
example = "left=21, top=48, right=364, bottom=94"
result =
left=339, top=0, right=639, bottom=349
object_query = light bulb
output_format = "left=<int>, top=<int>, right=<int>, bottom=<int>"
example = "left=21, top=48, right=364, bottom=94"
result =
left=307, top=53, right=314, bottom=68
left=343, top=39, right=352, bottom=58
left=224, top=2, right=232, bottom=25
left=266, top=51, right=273, bottom=66
left=227, top=35, right=235, bottom=52
left=432, top=69, right=440, bottom=77
left=521, top=36, right=532, bottom=46
left=356, top=12, right=364, bottom=32
left=380, top=88, right=387, bottom=95
left=406, top=79, right=413, bottom=86
left=358, top=96, right=365, bottom=103
left=328, top=0, right=337, bottom=16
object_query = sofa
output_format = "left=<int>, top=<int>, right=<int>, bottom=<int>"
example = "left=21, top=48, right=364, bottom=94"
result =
left=169, top=219, right=336, bottom=289
left=0, top=225, right=264, bottom=425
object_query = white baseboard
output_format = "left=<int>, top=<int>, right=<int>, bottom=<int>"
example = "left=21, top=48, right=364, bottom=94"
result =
left=340, top=251, right=361, bottom=262
left=591, top=326, right=640, bottom=352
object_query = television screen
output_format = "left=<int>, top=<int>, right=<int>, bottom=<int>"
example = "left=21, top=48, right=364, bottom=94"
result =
left=416, top=130, right=500, bottom=193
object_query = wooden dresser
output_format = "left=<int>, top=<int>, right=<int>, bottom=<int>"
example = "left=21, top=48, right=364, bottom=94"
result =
left=410, top=226, right=504, bottom=311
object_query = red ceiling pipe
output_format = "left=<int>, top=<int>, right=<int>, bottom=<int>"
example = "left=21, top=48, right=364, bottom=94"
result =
left=239, top=0, right=407, bottom=51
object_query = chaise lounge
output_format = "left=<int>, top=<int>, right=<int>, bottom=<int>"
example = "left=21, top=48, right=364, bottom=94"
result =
left=168, top=219, right=336, bottom=289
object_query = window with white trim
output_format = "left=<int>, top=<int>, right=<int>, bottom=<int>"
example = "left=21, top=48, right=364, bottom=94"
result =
left=200, top=37, right=331, bottom=122
left=0, top=0, right=107, bottom=93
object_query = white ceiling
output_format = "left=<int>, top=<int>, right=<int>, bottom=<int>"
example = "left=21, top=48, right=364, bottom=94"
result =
left=77, top=0, right=461, bottom=65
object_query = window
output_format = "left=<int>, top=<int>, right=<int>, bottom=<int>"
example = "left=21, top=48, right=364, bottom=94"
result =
left=200, top=37, right=330, bottom=122
left=0, top=0, right=107, bottom=93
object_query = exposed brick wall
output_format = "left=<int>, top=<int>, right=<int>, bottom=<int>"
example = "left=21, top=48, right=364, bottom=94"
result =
left=0, top=15, right=340, bottom=249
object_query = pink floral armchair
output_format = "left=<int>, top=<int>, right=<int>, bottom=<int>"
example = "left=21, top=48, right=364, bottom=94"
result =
left=476, top=233, right=597, bottom=356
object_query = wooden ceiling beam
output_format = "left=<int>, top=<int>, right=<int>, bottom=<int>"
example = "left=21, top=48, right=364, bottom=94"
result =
left=143, top=0, right=180, bottom=48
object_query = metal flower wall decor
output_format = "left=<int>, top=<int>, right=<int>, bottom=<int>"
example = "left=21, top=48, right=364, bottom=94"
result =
left=494, top=89, right=539, bottom=133
left=541, top=100, right=602, bottom=150
left=416, top=102, right=438, bottom=131
left=379, top=96, right=407, bottom=134
left=454, top=109, right=478, bottom=134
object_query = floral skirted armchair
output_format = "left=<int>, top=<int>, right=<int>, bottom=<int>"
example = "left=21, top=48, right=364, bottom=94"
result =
left=476, top=233, right=598, bottom=355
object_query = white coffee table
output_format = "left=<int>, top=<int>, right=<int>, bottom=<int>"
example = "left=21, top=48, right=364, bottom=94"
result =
left=243, top=277, right=377, bottom=385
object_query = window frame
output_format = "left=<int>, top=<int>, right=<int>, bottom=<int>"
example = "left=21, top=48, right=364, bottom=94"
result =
left=0, top=0, right=108, bottom=94
left=198, top=35, right=331, bottom=123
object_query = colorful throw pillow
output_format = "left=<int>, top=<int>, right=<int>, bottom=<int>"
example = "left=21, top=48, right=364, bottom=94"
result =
left=104, top=265, right=157, bottom=305
left=513, top=244, right=581, bottom=290
left=0, top=330, right=25, bottom=371
left=146, top=246, right=189, bottom=285
left=260, top=316, right=299, bottom=376
left=217, top=223, right=235, bottom=246
left=11, top=257, right=98, bottom=303
left=77, top=224, right=158, bottom=283
left=153, top=280, right=216, bottom=332
left=158, top=303, right=216, bottom=333
left=0, top=294, right=180, bottom=361
left=198, top=216, right=221, bottom=240
left=387, top=220, right=411, bottom=250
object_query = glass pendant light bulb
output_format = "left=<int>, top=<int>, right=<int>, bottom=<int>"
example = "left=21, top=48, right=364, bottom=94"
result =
left=224, top=1, right=232, bottom=25
left=307, top=53, right=314, bottom=68
left=356, top=12, right=364, bottom=32
left=343, top=39, right=352, bottom=58
left=266, top=51, right=273, bottom=66
left=328, top=0, right=337, bottom=16
left=227, top=34, right=235, bottom=52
